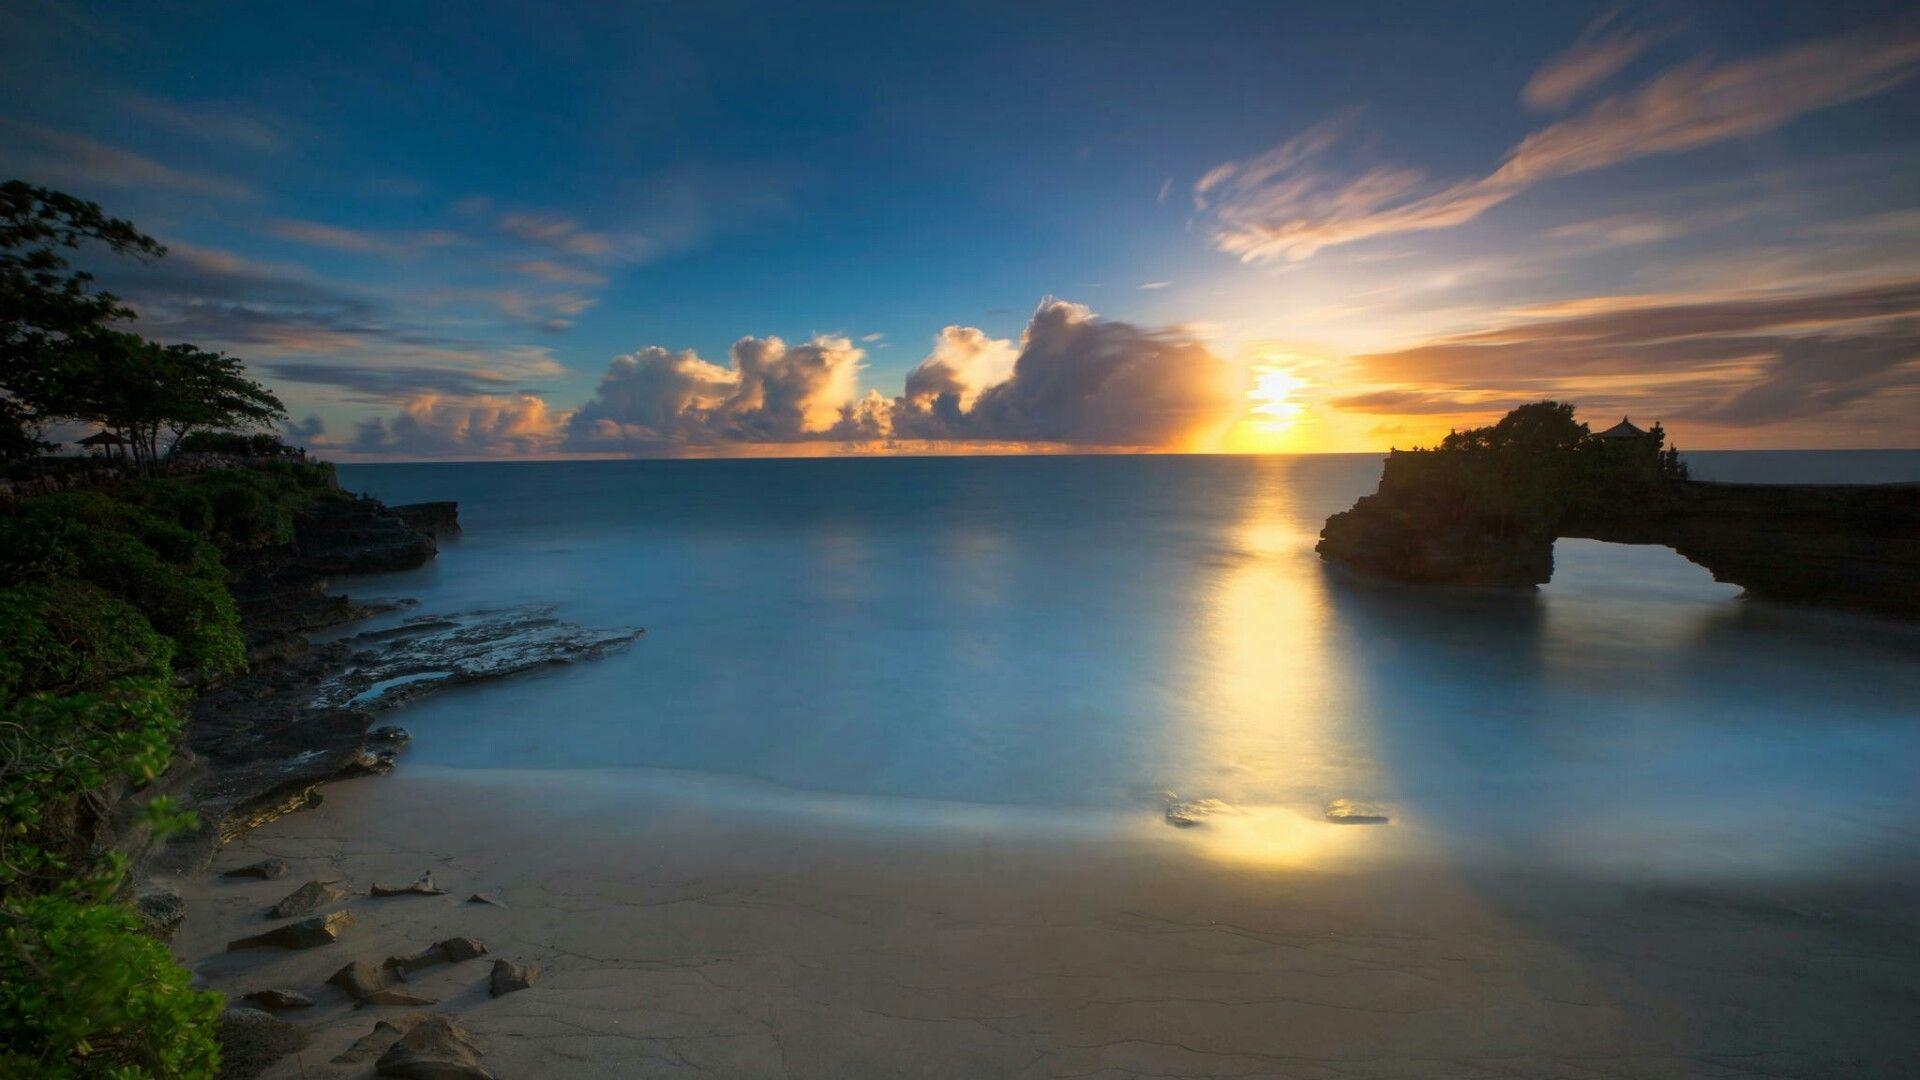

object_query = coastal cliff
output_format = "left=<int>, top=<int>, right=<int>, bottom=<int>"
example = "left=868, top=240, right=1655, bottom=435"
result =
left=1317, top=406, right=1920, bottom=617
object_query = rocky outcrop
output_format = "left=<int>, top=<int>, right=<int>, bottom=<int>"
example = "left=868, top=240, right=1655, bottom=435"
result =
left=217, top=1007, right=312, bottom=1080
left=1318, top=452, right=1920, bottom=617
left=292, top=497, right=438, bottom=576
left=226, top=909, right=355, bottom=950
left=391, top=501, right=461, bottom=536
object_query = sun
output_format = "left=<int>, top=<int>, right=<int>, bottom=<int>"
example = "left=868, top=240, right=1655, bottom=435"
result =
left=1247, top=364, right=1307, bottom=433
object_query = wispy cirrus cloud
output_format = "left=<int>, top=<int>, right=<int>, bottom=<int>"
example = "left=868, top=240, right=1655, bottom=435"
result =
left=1522, top=8, right=1670, bottom=111
left=123, top=95, right=288, bottom=154
left=0, top=119, right=253, bottom=199
left=265, top=217, right=462, bottom=257
left=100, top=241, right=565, bottom=401
left=1197, top=22, right=1920, bottom=262
left=1348, top=277, right=1920, bottom=428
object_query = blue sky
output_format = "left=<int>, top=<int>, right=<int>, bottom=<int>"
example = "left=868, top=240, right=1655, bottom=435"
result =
left=3, top=0, right=1916, bottom=455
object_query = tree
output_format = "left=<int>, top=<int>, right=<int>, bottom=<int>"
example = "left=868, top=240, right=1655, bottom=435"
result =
left=53, top=332, right=284, bottom=466
left=1, top=181, right=165, bottom=458
left=1439, top=401, right=1589, bottom=453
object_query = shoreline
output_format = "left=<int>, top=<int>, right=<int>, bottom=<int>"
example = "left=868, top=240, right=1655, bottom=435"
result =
left=169, top=763, right=1920, bottom=1078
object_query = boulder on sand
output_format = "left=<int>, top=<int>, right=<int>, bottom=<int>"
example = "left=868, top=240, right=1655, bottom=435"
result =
left=335, top=1014, right=427, bottom=1065
left=218, top=1006, right=311, bottom=1080
left=384, top=936, right=489, bottom=977
left=489, top=959, right=539, bottom=997
left=227, top=909, right=354, bottom=950
left=372, top=871, right=448, bottom=897
left=376, top=1014, right=494, bottom=1079
left=222, top=858, right=289, bottom=880
left=242, top=989, right=316, bottom=1010
left=268, top=879, right=348, bottom=918
left=329, top=959, right=398, bottom=1001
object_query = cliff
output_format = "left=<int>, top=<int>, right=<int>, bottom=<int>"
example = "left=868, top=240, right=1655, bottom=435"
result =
left=1318, top=450, right=1920, bottom=618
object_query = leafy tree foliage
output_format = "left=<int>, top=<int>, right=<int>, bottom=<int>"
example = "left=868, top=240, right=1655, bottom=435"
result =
left=1, top=180, right=283, bottom=464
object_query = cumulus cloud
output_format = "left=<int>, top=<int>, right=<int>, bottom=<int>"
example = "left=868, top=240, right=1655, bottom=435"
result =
left=1198, top=23, right=1920, bottom=262
left=352, top=393, right=562, bottom=458
left=565, top=336, right=869, bottom=450
left=562, top=301, right=1237, bottom=453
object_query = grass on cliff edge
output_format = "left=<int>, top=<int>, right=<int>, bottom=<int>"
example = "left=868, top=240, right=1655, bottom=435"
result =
left=1, top=461, right=341, bottom=1078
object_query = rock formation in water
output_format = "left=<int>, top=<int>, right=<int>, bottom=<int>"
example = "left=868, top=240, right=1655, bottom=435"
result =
left=1317, top=405, right=1920, bottom=617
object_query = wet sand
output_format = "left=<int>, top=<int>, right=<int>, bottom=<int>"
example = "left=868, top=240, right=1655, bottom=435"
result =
left=171, top=767, right=1920, bottom=1078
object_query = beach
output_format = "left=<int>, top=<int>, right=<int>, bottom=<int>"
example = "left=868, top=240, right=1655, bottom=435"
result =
left=170, top=764, right=1920, bottom=1078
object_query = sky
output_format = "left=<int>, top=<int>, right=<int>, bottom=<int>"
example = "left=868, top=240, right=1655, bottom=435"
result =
left=2, top=0, right=1916, bottom=457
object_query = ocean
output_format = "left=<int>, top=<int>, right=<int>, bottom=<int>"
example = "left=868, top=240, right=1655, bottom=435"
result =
left=333, top=451, right=1920, bottom=884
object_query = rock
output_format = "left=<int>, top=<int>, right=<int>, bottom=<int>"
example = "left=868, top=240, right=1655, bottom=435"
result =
left=330, top=959, right=398, bottom=1001
left=376, top=1014, right=493, bottom=1079
left=362, top=988, right=441, bottom=1007
left=1163, top=796, right=1236, bottom=828
left=345, top=746, right=400, bottom=775
left=294, top=497, right=437, bottom=576
left=242, top=989, right=316, bottom=1010
left=369, top=725, right=412, bottom=743
left=1315, top=434, right=1920, bottom=617
left=335, top=1014, right=428, bottom=1064
left=1325, top=798, right=1391, bottom=825
left=384, top=936, right=489, bottom=976
left=465, top=892, right=506, bottom=907
left=134, top=884, right=186, bottom=939
left=268, top=879, right=348, bottom=918
left=315, top=606, right=645, bottom=712
left=228, top=909, right=354, bottom=950
left=390, top=501, right=461, bottom=536
left=372, top=871, right=447, bottom=897
left=222, top=858, right=289, bottom=880
left=489, top=959, right=539, bottom=997
left=218, top=1006, right=311, bottom=1080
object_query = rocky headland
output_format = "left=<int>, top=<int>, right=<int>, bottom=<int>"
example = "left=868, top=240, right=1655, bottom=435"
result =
left=1318, top=443, right=1920, bottom=616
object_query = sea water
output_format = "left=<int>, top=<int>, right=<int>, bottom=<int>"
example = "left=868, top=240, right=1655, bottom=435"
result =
left=334, top=452, right=1920, bottom=882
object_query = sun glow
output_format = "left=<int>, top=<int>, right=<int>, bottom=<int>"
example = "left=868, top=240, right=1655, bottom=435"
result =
left=1222, top=357, right=1321, bottom=453
left=1247, top=363, right=1307, bottom=433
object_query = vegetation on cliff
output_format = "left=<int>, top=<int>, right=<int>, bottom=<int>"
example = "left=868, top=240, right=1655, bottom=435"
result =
left=1, top=182, right=322, bottom=1076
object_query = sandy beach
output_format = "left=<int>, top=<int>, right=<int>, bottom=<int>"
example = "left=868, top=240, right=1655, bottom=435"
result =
left=168, top=765, right=1920, bottom=1079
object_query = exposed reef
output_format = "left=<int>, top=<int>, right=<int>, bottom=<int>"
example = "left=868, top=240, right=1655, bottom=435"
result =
left=1318, top=442, right=1920, bottom=617
left=143, top=493, right=642, bottom=871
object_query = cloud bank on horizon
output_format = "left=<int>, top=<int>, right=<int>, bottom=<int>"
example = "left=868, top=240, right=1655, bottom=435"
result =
left=350, top=300, right=1241, bottom=457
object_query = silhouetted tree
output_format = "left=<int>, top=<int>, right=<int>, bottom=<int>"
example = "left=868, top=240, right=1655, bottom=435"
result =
left=1438, top=401, right=1588, bottom=453
left=1, top=181, right=165, bottom=458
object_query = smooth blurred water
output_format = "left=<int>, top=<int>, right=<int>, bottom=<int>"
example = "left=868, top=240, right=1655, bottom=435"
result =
left=333, top=452, right=1920, bottom=882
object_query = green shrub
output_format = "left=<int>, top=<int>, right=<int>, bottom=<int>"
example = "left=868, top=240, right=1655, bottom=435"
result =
left=0, top=583, right=171, bottom=705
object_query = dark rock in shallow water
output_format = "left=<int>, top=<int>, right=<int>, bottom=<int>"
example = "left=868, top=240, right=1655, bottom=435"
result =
left=1324, top=799, right=1391, bottom=825
left=372, top=871, right=447, bottom=898
left=268, top=878, right=348, bottom=918
left=242, top=989, right=316, bottom=1010
left=489, top=959, right=539, bottom=997
left=135, top=884, right=186, bottom=939
left=228, top=909, right=354, bottom=950
left=390, top=501, right=461, bottom=536
left=315, top=606, right=645, bottom=713
left=376, top=1014, right=493, bottom=1079
left=222, top=858, right=289, bottom=880
left=293, top=497, right=437, bottom=576
left=218, top=1006, right=311, bottom=1080
left=330, top=959, right=398, bottom=1001
left=1317, top=447, right=1920, bottom=617
left=385, top=936, right=489, bottom=976
left=369, top=725, right=412, bottom=743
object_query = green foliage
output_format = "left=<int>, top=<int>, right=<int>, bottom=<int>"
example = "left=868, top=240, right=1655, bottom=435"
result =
left=0, top=495, right=242, bottom=683
left=0, top=583, right=172, bottom=706
left=0, top=677, right=221, bottom=1077
left=174, top=431, right=293, bottom=457
left=0, top=887, right=225, bottom=1078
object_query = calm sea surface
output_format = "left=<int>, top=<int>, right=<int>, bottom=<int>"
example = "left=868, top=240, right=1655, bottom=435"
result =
left=335, top=452, right=1920, bottom=882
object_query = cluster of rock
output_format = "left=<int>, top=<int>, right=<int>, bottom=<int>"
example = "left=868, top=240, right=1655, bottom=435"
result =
left=212, top=863, right=538, bottom=1077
